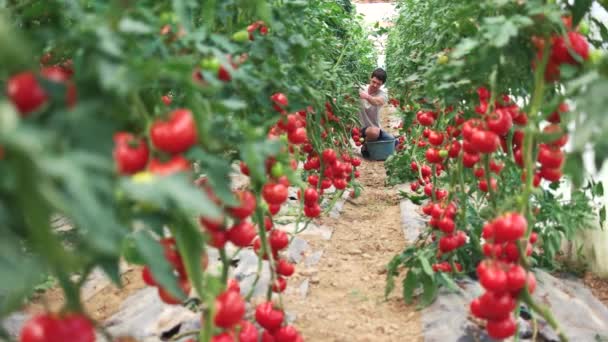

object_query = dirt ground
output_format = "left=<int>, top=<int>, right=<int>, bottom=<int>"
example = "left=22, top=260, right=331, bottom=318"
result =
left=583, top=272, right=608, bottom=308
left=25, top=267, right=146, bottom=322
left=281, top=159, right=423, bottom=342
left=279, top=107, right=422, bottom=342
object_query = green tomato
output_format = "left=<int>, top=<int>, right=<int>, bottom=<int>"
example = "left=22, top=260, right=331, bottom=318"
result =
left=159, top=12, right=176, bottom=24
left=438, top=150, right=448, bottom=158
left=271, top=163, right=284, bottom=178
left=200, top=57, right=220, bottom=73
left=232, top=30, right=249, bottom=43
left=589, top=50, right=603, bottom=65
left=437, top=55, right=449, bottom=65
left=578, top=21, right=590, bottom=35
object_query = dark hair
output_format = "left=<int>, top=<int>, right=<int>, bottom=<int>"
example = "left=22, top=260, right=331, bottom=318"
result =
left=371, top=68, right=387, bottom=84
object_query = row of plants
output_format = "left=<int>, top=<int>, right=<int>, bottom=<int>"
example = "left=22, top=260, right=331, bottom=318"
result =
left=0, top=1, right=375, bottom=341
left=384, top=0, right=608, bottom=340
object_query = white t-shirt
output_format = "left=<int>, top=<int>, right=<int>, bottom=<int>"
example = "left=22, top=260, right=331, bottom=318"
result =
left=359, top=85, right=388, bottom=129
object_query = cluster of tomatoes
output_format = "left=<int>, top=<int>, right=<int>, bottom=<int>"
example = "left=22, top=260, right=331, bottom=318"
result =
left=113, top=108, right=197, bottom=177
left=532, top=16, right=590, bottom=82
left=350, top=127, right=364, bottom=147
left=470, top=213, right=538, bottom=339
left=7, top=56, right=76, bottom=118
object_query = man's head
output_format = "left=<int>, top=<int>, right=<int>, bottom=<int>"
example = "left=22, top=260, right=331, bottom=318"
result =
left=369, top=68, right=387, bottom=93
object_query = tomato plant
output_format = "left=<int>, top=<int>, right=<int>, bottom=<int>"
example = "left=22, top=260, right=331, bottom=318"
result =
left=385, top=0, right=608, bottom=340
left=0, top=0, right=374, bottom=341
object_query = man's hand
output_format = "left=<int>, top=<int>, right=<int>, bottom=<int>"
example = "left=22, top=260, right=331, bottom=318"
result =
left=359, top=90, right=370, bottom=100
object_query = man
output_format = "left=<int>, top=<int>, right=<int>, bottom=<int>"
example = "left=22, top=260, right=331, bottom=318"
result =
left=358, top=68, right=390, bottom=157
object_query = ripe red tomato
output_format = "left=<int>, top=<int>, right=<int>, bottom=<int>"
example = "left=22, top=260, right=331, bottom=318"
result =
left=303, top=188, right=319, bottom=205
left=263, top=183, right=288, bottom=205
left=304, top=203, right=322, bottom=218
left=538, top=145, right=564, bottom=168
left=238, top=321, right=259, bottom=342
left=486, top=109, right=513, bottom=136
left=277, top=259, right=295, bottom=276
left=214, top=290, right=246, bottom=328
left=463, top=152, right=480, bottom=168
left=7, top=72, right=48, bottom=116
left=321, top=149, right=337, bottom=165
left=471, top=130, right=500, bottom=154
left=113, top=132, right=149, bottom=175
left=428, top=131, right=444, bottom=146
left=211, top=332, right=235, bottom=342
left=479, top=291, right=516, bottom=320
left=255, top=302, right=285, bottom=332
left=141, top=266, right=157, bottom=286
left=208, top=230, right=228, bottom=248
left=423, top=183, right=433, bottom=197
left=478, top=178, right=497, bottom=192
left=227, top=221, right=257, bottom=247
left=162, top=95, right=172, bottom=106
left=478, top=262, right=508, bottom=293
left=271, top=276, right=287, bottom=293
left=270, top=93, right=289, bottom=107
left=228, top=191, right=256, bottom=219
left=269, top=229, right=289, bottom=251
left=437, top=217, right=455, bottom=234
left=438, top=235, right=457, bottom=253
left=425, top=148, right=443, bottom=164
left=274, top=325, right=300, bottom=342
left=539, top=166, right=562, bottom=182
left=288, top=127, right=307, bottom=144
left=150, top=109, right=198, bottom=154
left=448, top=141, right=461, bottom=158
left=506, top=264, right=527, bottom=293
left=551, top=32, right=589, bottom=65
left=493, top=212, right=527, bottom=243
left=20, top=314, right=62, bottom=342
left=148, top=155, right=191, bottom=175
left=57, top=314, right=96, bottom=342
left=417, top=112, right=435, bottom=126
left=333, top=178, right=347, bottom=190
left=486, top=316, right=517, bottom=339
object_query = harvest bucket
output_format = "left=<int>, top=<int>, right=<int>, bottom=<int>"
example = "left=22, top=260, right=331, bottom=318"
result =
left=365, top=138, right=396, bottom=161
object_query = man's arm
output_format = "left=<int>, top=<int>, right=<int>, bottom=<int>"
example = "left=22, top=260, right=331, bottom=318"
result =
left=359, top=91, right=386, bottom=106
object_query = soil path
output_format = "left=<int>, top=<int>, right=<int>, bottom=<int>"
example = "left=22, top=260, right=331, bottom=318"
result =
left=281, top=108, right=423, bottom=342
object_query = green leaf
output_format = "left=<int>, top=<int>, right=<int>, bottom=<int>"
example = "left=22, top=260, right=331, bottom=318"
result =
left=452, top=38, right=479, bottom=58
left=436, top=272, right=460, bottom=292
left=600, top=206, right=606, bottom=230
left=418, top=255, right=434, bottom=276
left=402, top=269, right=419, bottom=304
left=483, top=16, right=518, bottom=48
left=120, top=173, right=222, bottom=220
left=564, top=151, right=584, bottom=188
left=171, top=217, right=205, bottom=301
left=595, top=182, right=604, bottom=197
left=186, top=148, right=238, bottom=206
left=419, top=274, right=438, bottom=308
left=118, top=18, right=152, bottom=34
left=571, top=0, right=593, bottom=26
left=133, top=230, right=183, bottom=300
left=240, top=140, right=282, bottom=184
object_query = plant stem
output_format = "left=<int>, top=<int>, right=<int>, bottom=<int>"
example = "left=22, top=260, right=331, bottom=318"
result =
left=521, top=289, right=568, bottom=342
left=219, top=247, right=229, bottom=284
left=483, top=154, right=497, bottom=210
